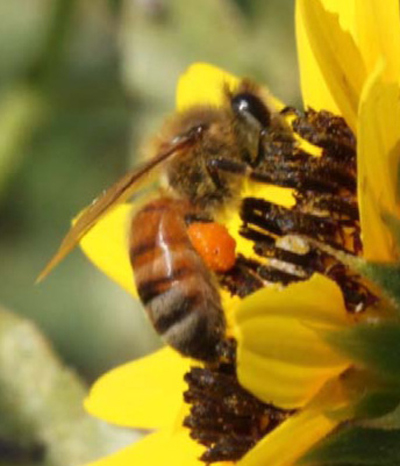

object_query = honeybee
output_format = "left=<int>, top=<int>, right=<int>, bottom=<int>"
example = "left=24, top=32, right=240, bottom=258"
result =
left=39, top=79, right=283, bottom=362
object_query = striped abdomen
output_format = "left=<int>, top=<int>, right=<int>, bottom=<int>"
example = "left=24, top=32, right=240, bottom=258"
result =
left=129, top=198, right=226, bottom=361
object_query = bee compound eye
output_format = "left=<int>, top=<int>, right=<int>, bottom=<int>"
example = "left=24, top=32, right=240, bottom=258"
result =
left=231, top=92, right=271, bottom=128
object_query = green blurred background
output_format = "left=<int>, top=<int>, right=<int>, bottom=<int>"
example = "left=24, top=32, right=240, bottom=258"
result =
left=0, top=0, right=300, bottom=383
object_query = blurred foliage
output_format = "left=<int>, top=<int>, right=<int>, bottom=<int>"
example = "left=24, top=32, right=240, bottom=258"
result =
left=0, top=0, right=299, bottom=384
left=0, top=307, right=136, bottom=466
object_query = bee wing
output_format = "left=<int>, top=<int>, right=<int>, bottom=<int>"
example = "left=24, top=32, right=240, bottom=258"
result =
left=37, top=133, right=195, bottom=282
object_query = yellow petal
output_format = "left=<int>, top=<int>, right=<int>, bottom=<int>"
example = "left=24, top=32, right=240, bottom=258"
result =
left=235, top=274, right=349, bottom=325
left=318, top=0, right=356, bottom=32
left=177, top=62, right=284, bottom=114
left=239, top=408, right=337, bottom=466
left=355, top=0, right=400, bottom=81
left=296, top=1, right=340, bottom=116
left=358, top=63, right=400, bottom=262
left=239, top=316, right=347, bottom=367
left=296, top=0, right=358, bottom=120
left=86, top=428, right=207, bottom=466
left=296, top=0, right=366, bottom=131
left=79, top=203, right=137, bottom=297
left=328, top=1, right=400, bottom=80
left=85, top=348, right=191, bottom=429
left=176, top=62, right=240, bottom=111
left=234, top=275, right=350, bottom=409
left=238, top=350, right=347, bottom=410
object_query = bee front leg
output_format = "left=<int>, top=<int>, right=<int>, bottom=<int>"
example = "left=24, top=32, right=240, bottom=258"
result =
left=251, top=128, right=267, bottom=168
left=206, top=158, right=250, bottom=181
left=205, top=158, right=226, bottom=189
left=279, top=106, right=303, bottom=117
left=206, top=156, right=302, bottom=189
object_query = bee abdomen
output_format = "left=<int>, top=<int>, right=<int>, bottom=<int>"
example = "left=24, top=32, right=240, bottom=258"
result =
left=130, top=198, right=226, bottom=361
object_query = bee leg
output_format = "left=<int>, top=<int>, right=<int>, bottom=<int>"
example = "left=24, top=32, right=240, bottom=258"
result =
left=279, top=106, right=303, bottom=117
left=206, top=157, right=298, bottom=189
left=206, top=158, right=250, bottom=178
left=250, top=129, right=267, bottom=168
left=205, top=158, right=225, bottom=188
left=207, top=157, right=334, bottom=193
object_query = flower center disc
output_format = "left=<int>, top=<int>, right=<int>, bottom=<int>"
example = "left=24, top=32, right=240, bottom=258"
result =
left=184, top=107, right=377, bottom=463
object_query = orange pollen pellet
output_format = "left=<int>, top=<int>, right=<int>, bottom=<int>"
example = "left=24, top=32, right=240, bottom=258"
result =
left=187, top=222, right=236, bottom=273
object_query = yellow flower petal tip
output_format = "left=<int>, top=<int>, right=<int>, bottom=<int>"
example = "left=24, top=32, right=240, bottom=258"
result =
left=79, top=203, right=137, bottom=297
left=176, top=62, right=240, bottom=111
left=84, top=348, right=191, bottom=429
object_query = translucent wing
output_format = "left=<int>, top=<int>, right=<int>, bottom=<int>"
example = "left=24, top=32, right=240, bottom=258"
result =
left=37, top=133, right=196, bottom=282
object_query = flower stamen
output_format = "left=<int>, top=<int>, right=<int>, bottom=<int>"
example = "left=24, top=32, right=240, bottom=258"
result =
left=184, top=340, right=292, bottom=463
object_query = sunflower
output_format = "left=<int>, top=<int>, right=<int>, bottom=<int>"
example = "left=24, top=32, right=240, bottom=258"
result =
left=80, top=1, right=400, bottom=465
